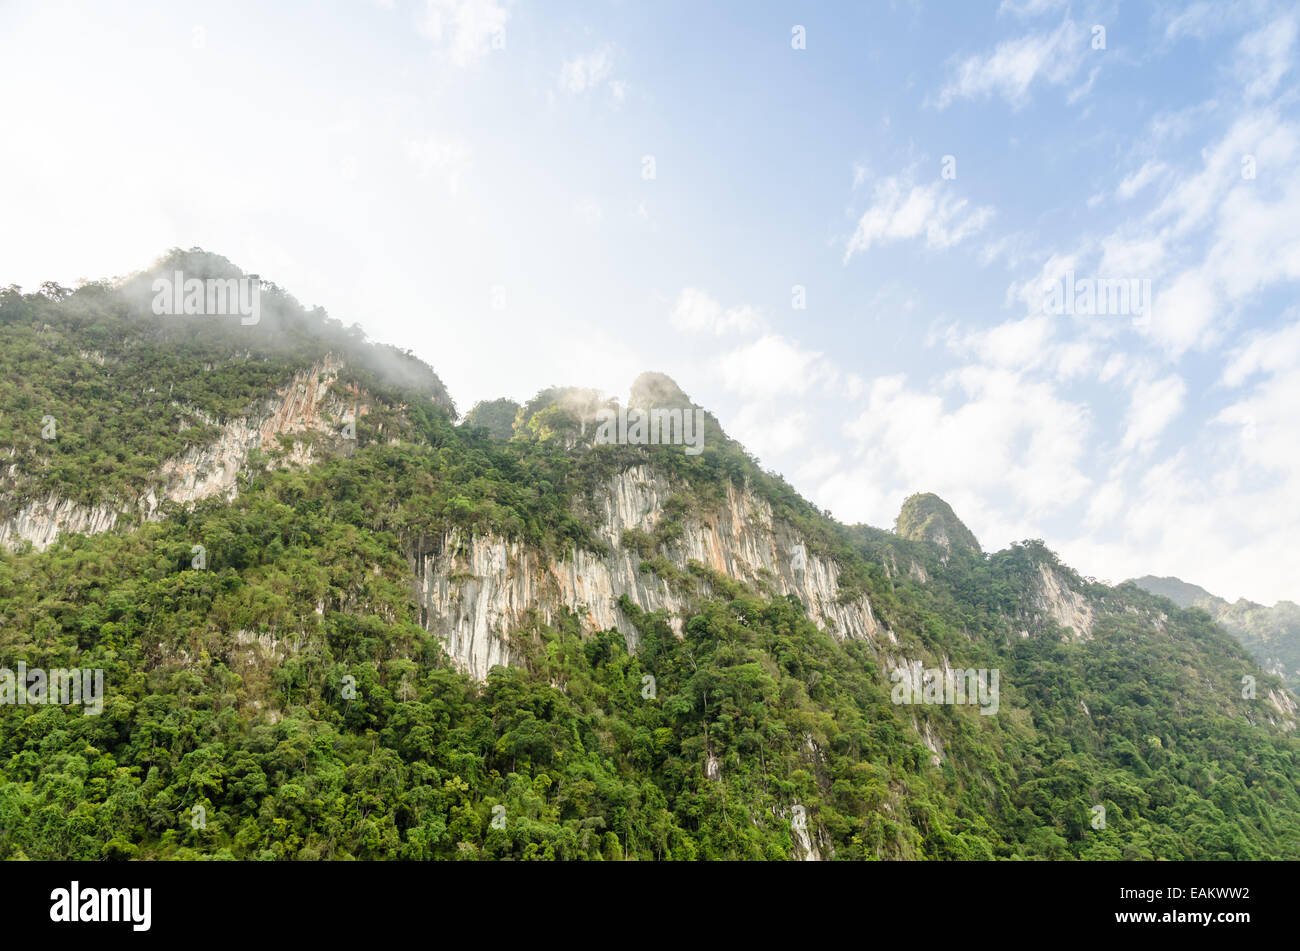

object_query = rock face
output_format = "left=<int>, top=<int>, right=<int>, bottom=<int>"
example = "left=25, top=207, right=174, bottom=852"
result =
left=1265, top=688, right=1298, bottom=731
left=158, top=355, right=355, bottom=506
left=790, top=813, right=823, bottom=861
left=0, top=357, right=355, bottom=551
left=1032, top=562, right=1095, bottom=640
left=0, top=495, right=119, bottom=550
left=413, top=465, right=893, bottom=680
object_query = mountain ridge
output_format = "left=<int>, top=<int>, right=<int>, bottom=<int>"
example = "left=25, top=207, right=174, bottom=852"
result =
left=1132, top=574, right=1300, bottom=692
left=1, top=251, right=1297, bottom=861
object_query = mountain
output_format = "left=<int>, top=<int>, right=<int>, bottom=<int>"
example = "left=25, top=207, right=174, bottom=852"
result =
left=1133, top=575, right=1300, bottom=693
left=0, top=251, right=1298, bottom=861
left=1129, top=576, right=1217, bottom=609
left=894, top=492, right=981, bottom=555
left=0, top=247, right=454, bottom=551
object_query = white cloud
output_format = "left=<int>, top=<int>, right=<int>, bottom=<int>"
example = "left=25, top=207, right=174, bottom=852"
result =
left=1234, top=12, right=1297, bottom=100
left=1062, top=373, right=1300, bottom=601
left=406, top=136, right=472, bottom=194
left=932, top=19, right=1091, bottom=109
left=1214, top=364, right=1300, bottom=475
left=1162, top=1, right=1241, bottom=41
left=1121, top=374, right=1186, bottom=451
left=559, top=46, right=614, bottom=94
left=728, top=405, right=811, bottom=456
left=670, top=288, right=759, bottom=337
left=793, top=451, right=844, bottom=485
left=844, top=176, right=993, bottom=261
left=1096, top=232, right=1165, bottom=278
left=717, top=335, right=828, bottom=397
left=1148, top=111, right=1295, bottom=238
left=1011, top=111, right=1300, bottom=360
left=1133, top=113, right=1300, bottom=355
left=418, top=0, right=508, bottom=67
left=841, top=367, right=1092, bottom=523
left=957, top=315, right=1054, bottom=367
left=1221, top=315, right=1300, bottom=386
left=997, top=0, right=1067, bottom=18
left=1006, top=251, right=1083, bottom=314
left=948, top=314, right=1099, bottom=382
left=1116, top=160, right=1168, bottom=200
left=1066, top=64, right=1100, bottom=105
left=1140, top=270, right=1216, bottom=355
left=1083, top=477, right=1126, bottom=529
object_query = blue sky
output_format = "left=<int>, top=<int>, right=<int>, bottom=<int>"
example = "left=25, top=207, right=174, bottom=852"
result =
left=2, top=0, right=1299, bottom=603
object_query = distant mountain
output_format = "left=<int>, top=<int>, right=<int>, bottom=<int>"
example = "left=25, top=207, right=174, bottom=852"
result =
left=1129, top=576, right=1217, bottom=610
left=1132, top=576, right=1300, bottom=692
left=1, top=251, right=1298, bottom=861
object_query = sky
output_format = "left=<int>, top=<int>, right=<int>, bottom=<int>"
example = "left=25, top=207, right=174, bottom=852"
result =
left=1, top=0, right=1298, bottom=605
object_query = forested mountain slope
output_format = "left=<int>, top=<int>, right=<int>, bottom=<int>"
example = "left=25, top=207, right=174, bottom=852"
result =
left=0, top=252, right=1297, bottom=861
left=0, top=249, right=453, bottom=550
left=1133, top=575, right=1300, bottom=694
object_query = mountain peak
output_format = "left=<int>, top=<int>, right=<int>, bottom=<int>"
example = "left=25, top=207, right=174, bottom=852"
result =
left=1129, top=575, right=1220, bottom=610
left=629, top=371, right=693, bottom=409
left=894, top=492, right=981, bottom=554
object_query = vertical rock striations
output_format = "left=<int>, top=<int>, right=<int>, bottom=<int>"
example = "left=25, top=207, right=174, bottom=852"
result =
left=414, top=465, right=892, bottom=680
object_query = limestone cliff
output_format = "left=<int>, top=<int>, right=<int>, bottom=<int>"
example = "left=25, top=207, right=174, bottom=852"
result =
left=1031, top=561, right=1095, bottom=641
left=0, top=356, right=358, bottom=551
left=414, top=465, right=895, bottom=680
